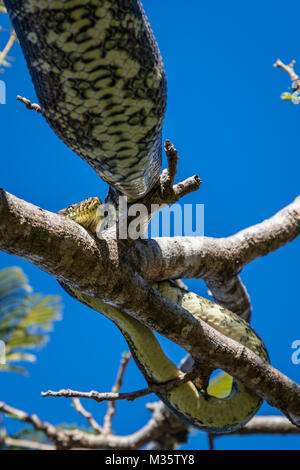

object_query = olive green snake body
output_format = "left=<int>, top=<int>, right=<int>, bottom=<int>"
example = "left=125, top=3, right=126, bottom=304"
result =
left=4, top=0, right=269, bottom=432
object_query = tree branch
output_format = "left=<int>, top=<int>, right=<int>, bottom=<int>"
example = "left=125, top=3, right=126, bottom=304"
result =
left=0, top=401, right=65, bottom=449
left=16, top=95, right=42, bottom=114
left=136, top=195, right=300, bottom=282
left=0, top=400, right=188, bottom=450
left=72, top=398, right=102, bottom=434
left=2, top=436, right=55, bottom=450
left=136, top=194, right=300, bottom=319
left=102, top=352, right=131, bottom=436
left=0, top=30, right=16, bottom=68
left=218, top=415, right=300, bottom=436
left=41, top=368, right=198, bottom=403
left=1, top=398, right=297, bottom=451
left=274, top=59, right=299, bottom=83
left=207, top=415, right=300, bottom=449
left=0, top=189, right=299, bottom=425
left=43, top=387, right=151, bottom=403
left=1, top=189, right=299, bottom=287
left=111, top=273, right=300, bottom=425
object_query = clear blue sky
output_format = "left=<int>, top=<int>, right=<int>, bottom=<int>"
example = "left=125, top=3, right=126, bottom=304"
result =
left=0, top=1, right=299, bottom=450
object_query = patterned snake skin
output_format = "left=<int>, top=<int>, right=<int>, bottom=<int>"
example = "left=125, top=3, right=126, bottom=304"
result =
left=5, top=0, right=166, bottom=199
left=4, top=0, right=270, bottom=432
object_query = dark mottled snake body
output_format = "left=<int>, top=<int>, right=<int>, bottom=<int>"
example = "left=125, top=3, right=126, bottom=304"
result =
left=4, top=0, right=269, bottom=432
left=6, top=0, right=166, bottom=199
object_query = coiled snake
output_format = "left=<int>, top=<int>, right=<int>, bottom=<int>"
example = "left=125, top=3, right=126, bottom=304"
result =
left=4, top=0, right=269, bottom=433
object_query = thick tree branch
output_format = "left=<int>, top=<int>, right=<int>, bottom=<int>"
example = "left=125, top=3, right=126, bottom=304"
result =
left=0, top=189, right=299, bottom=425
left=136, top=195, right=300, bottom=319
left=113, top=274, right=300, bottom=426
left=136, top=195, right=300, bottom=282
left=216, top=415, right=300, bottom=436
left=1, top=190, right=299, bottom=286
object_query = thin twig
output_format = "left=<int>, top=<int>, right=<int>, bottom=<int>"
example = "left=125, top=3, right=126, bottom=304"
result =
left=42, top=387, right=151, bottom=403
left=103, top=352, right=131, bottom=435
left=274, top=59, right=299, bottom=82
left=16, top=95, right=42, bottom=114
left=172, top=279, right=188, bottom=291
left=42, top=369, right=198, bottom=404
left=207, top=433, right=215, bottom=450
left=274, top=59, right=300, bottom=101
left=163, top=140, right=179, bottom=187
left=163, top=140, right=202, bottom=199
left=72, top=398, right=102, bottom=433
left=173, top=176, right=202, bottom=200
left=0, top=30, right=16, bottom=67
left=122, top=139, right=202, bottom=211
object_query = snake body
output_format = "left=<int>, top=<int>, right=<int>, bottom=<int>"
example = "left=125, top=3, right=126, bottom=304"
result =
left=5, top=0, right=165, bottom=199
left=59, top=199, right=269, bottom=432
left=4, top=0, right=269, bottom=432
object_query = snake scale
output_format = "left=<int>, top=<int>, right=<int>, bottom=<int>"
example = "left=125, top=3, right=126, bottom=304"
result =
left=4, top=0, right=269, bottom=433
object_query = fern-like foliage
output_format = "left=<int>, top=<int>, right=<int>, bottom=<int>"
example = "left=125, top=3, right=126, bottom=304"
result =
left=0, top=267, right=61, bottom=374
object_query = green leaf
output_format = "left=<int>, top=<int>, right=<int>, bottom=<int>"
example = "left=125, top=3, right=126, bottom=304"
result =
left=280, top=92, right=293, bottom=101
left=0, top=364, right=27, bottom=374
left=5, top=351, right=36, bottom=363
left=0, top=267, right=62, bottom=374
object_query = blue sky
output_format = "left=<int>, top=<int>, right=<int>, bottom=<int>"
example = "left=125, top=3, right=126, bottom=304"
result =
left=0, top=1, right=299, bottom=450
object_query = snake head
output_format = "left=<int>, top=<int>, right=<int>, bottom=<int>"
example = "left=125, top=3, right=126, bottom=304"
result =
left=57, top=197, right=103, bottom=233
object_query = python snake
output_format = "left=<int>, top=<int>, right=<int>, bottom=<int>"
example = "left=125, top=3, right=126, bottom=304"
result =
left=4, top=0, right=269, bottom=433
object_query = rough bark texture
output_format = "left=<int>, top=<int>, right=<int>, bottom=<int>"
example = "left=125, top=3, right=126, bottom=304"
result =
left=0, top=189, right=300, bottom=428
